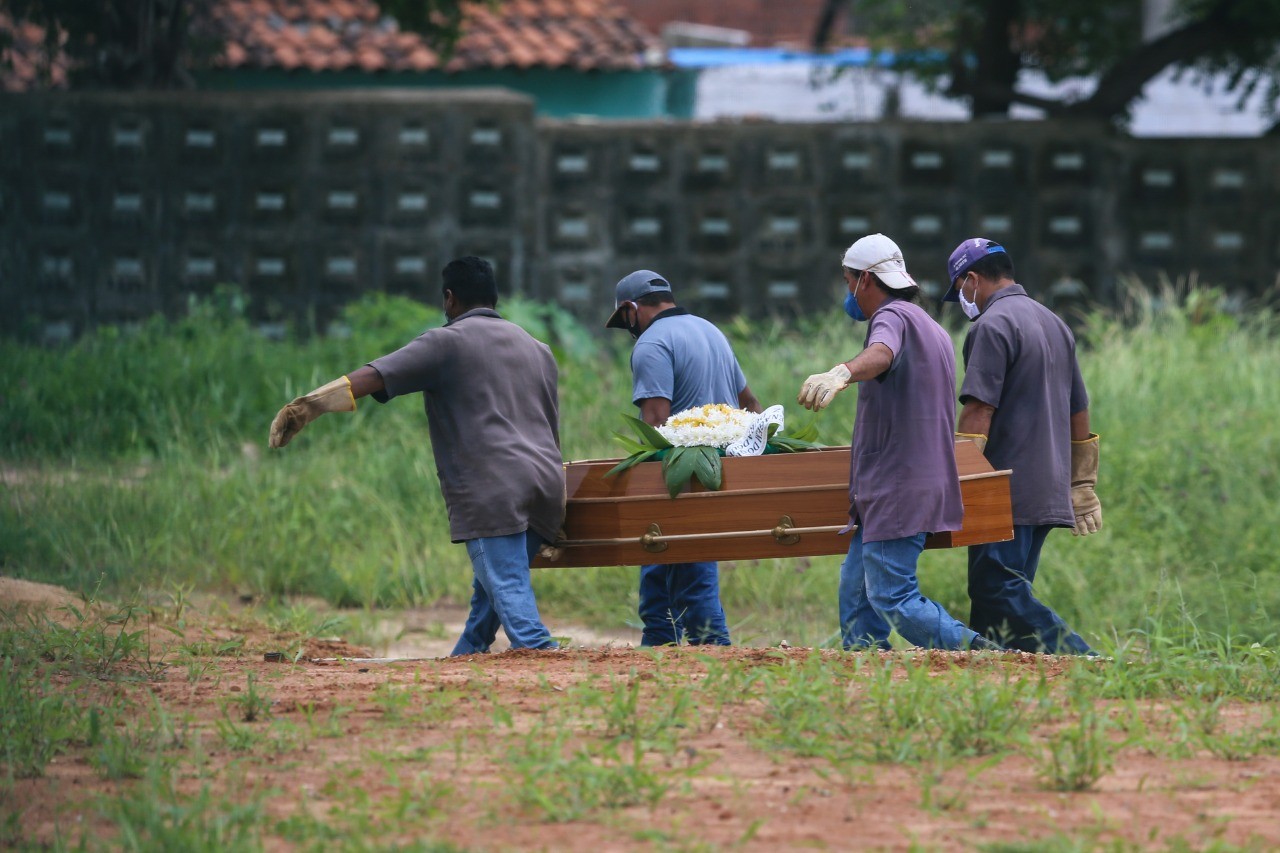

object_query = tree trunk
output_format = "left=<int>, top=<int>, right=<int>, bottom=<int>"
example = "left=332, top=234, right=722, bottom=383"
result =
left=88, top=0, right=191, bottom=88
left=944, top=0, right=1024, bottom=117
left=1068, top=0, right=1239, bottom=118
left=969, top=0, right=1022, bottom=117
left=811, top=0, right=846, bottom=51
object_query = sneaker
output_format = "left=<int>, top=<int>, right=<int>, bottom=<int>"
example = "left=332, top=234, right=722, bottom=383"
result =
left=968, top=634, right=1006, bottom=652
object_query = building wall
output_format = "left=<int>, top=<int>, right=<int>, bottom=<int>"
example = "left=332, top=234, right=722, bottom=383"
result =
left=614, top=0, right=831, bottom=46
left=2, top=89, right=1276, bottom=337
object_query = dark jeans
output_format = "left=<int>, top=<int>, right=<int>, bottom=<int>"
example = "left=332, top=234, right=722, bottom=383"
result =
left=638, top=562, right=731, bottom=646
left=968, top=524, right=1092, bottom=654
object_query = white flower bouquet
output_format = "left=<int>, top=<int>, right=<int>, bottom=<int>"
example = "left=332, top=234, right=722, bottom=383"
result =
left=606, top=404, right=823, bottom=498
left=657, top=403, right=759, bottom=449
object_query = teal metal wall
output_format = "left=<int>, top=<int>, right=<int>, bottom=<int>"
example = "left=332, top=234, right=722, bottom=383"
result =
left=197, top=69, right=699, bottom=119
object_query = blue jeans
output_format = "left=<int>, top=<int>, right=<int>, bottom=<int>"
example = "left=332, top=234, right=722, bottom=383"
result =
left=968, top=525, right=1092, bottom=654
left=638, top=562, right=731, bottom=646
left=840, top=529, right=983, bottom=651
left=451, top=530, right=558, bottom=656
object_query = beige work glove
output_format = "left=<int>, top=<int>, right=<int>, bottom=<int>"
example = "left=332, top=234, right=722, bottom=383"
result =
left=1070, top=433, right=1102, bottom=536
left=798, top=363, right=852, bottom=411
left=537, top=529, right=567, bottom=563
left=268, top=376, right=356, bottom=448
left=538, top=480, right=570, bottom=561
left=956, top=433, right=988, bottom=454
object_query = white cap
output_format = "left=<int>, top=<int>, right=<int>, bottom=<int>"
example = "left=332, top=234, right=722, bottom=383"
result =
left=842, top=233, right=917, bottom=290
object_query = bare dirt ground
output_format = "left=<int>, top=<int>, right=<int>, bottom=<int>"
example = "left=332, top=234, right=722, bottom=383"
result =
left=6, top=578, right=1280, bottom=851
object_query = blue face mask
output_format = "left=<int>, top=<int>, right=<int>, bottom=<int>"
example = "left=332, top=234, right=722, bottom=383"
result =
left=843, top=274, right=867, bottom=321
left=843, top=291, right=866, bottom=321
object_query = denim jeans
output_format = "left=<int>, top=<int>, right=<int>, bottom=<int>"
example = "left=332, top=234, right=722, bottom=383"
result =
left=839, top=529, right=983, bottom=651
left=638, top=562, right=731, bottom=646
left=968, top=524, right=1093, bottom=654
left=451, top=530, right=558, bottom=656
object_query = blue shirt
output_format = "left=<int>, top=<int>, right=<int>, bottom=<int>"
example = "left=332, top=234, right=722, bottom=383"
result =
left=851, top=299, right=964, bottom=543
left=630, top=308, right=747, bottom=412
left=960, top=284, right=1088, bottom=527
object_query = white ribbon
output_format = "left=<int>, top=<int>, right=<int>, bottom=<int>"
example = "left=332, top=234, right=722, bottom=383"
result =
left=725, top=405, right=785, bottom=457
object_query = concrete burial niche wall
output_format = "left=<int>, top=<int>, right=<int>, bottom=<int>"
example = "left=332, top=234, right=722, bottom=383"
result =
left=534, top=120, right=1280, bottom=322
left=0, top=89, right=537, bottom=337
left=2, top=88, right=1278, bottom=338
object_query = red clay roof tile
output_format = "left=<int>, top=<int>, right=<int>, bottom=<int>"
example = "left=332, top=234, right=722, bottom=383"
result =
left=240, top=0, right=659, bottom=73
left=355, top=47, right=385, bottom=72
left=405, top=47, right=436, bottom=71
left=274, top=44, right=303, bottom=69
left=0, top=12, right=70, bottom=90
left=302, top=50, right=330, bottom=72
left=2, top=0, right=662, bottom=91
left=225, top=41, right=249, bottom=67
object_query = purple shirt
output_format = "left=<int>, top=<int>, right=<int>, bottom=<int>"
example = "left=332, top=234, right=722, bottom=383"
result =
left=367, top=308, right=565, bottom=543
left=849, top=299, right=964, bottom=543
left=959, top=284, right=1088, bottom=527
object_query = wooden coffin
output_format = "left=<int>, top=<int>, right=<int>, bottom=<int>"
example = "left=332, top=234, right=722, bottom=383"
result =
left=532, top=439, right=1012, bottom=569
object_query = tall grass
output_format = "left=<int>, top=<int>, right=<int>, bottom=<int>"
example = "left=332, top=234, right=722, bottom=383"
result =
left=2, top=280, right=1278, bottom=645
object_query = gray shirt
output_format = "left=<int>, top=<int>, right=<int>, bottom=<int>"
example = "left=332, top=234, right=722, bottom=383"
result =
left=852, top=299, right=964, bottom=543
left=630, top=308, right=747, bottom=411
left=960, top=284, right=1088, bottom=527
left=368, top=307, right=566, bottom=543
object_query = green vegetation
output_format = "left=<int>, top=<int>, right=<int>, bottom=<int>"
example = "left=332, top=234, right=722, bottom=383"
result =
left=2, top=280, right=1279, bottom=648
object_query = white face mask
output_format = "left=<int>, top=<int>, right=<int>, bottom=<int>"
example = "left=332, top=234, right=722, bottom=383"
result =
left=958, top=275, right=981, bottom=320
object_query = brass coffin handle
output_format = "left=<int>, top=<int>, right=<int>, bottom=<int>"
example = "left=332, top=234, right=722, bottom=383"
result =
left=555, top=516, right=848, bottom=555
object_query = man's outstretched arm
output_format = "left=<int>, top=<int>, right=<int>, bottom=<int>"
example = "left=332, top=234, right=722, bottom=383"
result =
left=268, top=366, right=386, bottom=448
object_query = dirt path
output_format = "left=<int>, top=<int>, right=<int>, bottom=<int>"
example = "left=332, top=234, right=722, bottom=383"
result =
left=359, top=604, right=642, bottom=659
left=6, top=578, right=1280, bottom=851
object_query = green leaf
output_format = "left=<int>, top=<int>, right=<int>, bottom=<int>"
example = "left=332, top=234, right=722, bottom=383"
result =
left=768, top=435, right=824, bottom=453
left=659, top=445, right=724, bottom=496
left=611, top=431, right=648, bottom=455
left=691, top=445, right=723, bottom=491
left=604, top=449, right=659, bottom=479
left=620, top=413, right=673, bottom=449
left=661, top=447, right=699, bottom=498
left=782, top=412, right=823, bottom=443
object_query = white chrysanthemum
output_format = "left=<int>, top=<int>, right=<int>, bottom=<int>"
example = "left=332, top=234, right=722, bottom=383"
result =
left=657, top=404, right=757, bottom=448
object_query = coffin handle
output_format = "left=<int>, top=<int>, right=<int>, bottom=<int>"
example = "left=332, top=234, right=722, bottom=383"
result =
left=639, top=523, right=669, bottom=553
left=602, top=517, right=842, bottom=553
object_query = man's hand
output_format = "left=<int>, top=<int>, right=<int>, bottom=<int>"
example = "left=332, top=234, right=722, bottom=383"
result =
left=537, top=530, right=567, bottom=563
left=269, top=376, right=356, bottom=448
left=798, top=363, right=852, bottom=411
left=956, top=433, right=988, bottom=454
left=1070, top=433, right=1102, bottom=536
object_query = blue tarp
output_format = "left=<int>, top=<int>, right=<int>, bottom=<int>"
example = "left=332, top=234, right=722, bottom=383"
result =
left=667, top=47, right=895, bottom=69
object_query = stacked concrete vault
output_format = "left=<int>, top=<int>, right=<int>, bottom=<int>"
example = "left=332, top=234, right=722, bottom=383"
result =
left=1, top=88, right=1277, bottom=337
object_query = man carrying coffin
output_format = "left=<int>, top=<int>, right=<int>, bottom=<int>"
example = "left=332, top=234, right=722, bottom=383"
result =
left=268, top=257, right=563, bottom=656
left=798, top=234, right=1000, bottom=651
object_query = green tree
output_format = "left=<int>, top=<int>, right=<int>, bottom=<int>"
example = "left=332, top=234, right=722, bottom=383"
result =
left=2, top=0, right=491, bottom=90
left=812, top=0, right=1280, bottom=121
left=3, top=0, right=205, bottom=88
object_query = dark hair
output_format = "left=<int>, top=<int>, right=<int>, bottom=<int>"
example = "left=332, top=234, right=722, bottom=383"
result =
left=866, top=272, right=922, bottom=304
left=441, top=256, right=498, bottom=308
left=967, top=250, right=1015, bottom=283
left=636, top=291, right=675, bottom=308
